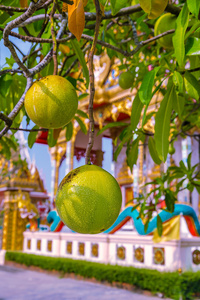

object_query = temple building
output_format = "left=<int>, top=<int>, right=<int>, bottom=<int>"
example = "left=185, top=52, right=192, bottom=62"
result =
left=35, top=54, right=200, bottom=221
left=0, top=131, right=50, bottom=251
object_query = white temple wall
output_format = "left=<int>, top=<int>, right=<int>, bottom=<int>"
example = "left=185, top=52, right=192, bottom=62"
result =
left=22, top=231, right=200, bottom=272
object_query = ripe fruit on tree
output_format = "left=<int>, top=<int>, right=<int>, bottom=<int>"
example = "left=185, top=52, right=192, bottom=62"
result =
left=169, top=144, right=176, bottom=155
left=118, top=71, right=135, bottom=90
left=55, top=164, right=122, bottom=234
left=154, top=13, right=177, bottom=49
left=24, top=75, right=78, bottom=129
left=139, top=0, right=168, bottom=19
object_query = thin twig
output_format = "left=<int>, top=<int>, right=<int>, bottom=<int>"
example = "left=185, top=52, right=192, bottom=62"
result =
left=0, top=77, right=33, bottom=138
left=0, top=113, right=12, bottom=127
left=0, top=1, right=53, bottom=12
left=0, top=69, right=23, bottom=75
left=128, top=16, right=139, bottom=46
left=50, top=0, right=58, bottom=75
left=3, top=0, right=47, bottom=76
left=62, top=44, right=90, bottom=77
left=10, top=127, right=48, bottom=132
left=85, top=0, right=102, bottom=165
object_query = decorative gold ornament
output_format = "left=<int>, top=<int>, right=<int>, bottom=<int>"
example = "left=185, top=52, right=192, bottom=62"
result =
left=78, top=242, right=85, bottom=256
left=134, top=247, right=144, bottom=263
left=27, top=239, right=31, bottom=250
left=47, top=240, right=52, bottom=252
left=153, top=247, right=165, bottom=265
left=91, top=243, right=99, bottom=257
left=117, top=246, right=126, bottom=260
left=66, top=241, right=72, bottom=254
left=192, top=249, right=200, bottom=265
left=37, top=239, right=41, bottom=251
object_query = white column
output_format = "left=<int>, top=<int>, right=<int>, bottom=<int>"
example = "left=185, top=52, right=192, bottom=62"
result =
left=50, top=160, right=56, bottom=201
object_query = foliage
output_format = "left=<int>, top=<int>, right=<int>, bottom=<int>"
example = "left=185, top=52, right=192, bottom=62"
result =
left=0, top=0, right=200, bottom=222
left=5, top=251, right=200, bottom=299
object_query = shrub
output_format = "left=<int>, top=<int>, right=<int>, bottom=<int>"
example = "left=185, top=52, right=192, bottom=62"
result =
left=5, top=251, right=200, bottom=299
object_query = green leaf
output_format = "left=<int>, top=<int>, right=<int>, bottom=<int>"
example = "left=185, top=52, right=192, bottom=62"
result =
left=173, top=71, right=184, bottom=95
left=187, top=0, right=200, bottom=19
left=114, top=132, right=133, bottom=161
left=127, top=138, right=139, bottom=172
left=71, top=39, right=89, bottom=89
left=154, top=80, right=173, bottom=162
left=78, top=93, right=89, bottom=100
left=186, top=37, right=200, bottom=56
left=97, top=121, right=128, bottom=136
left=76, top=109, right=88, bottom=119
left=0, top=12, right=10, bottom=25
left=4, top=136, right=18, bottom=152
left=171, top=84, right=185, bottom=118
left=157, top=215, right=163, bottom=237
left=0, top=137, right=11, bottom=159
left=131, top=93, right=144, bottom=131
left=74, top=116, right=87, bottom=135
left=189, top=56, right=200, bottom=80
left=28, top=126, right=39, bottom=148
left=148, top=136, right=162, bottom=165
left=184, top=71, right=200, bottom=100
left=187, top=152, right=192, bottom=170
left=0, top=74, right=13, bottom=97
left=195, top=185, right=200, bottom=193
left=172, top=3, right=189, bottom=68
left=138, top=67, right=159, bottom=105
left=1, top=12, right=22, bottom=26
left=40, top=60, right=54, bottom=77
left=110, top=0, right=127, bottom=15
left=99, top=0, right=107, bottom=5
left=65, top=122, right=73, bottom=141
left=47, top=129, right=57, bottom=147
left=179, top=160, right=188, bottom=174
left=165, top=190, right=175, bottom=213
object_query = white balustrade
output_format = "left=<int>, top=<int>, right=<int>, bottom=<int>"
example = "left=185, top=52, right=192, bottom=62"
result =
left=23, top=231, right=200, bottom=272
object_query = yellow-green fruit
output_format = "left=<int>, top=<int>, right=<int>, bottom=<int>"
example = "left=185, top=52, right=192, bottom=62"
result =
left=55, top=165, right=122, bottom=234
left=118, top=71, right=134, bottom=90
left=139, top=0, right=168, bottom=19
left=24, top=75, right=78, bottom=129
left=169, top=144, right=176, bottom=155
left=154, top=13, right=177, bottom=49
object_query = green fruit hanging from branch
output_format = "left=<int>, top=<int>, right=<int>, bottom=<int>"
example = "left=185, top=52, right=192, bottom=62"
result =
left=55, top=164, right=122, bottom=234
left=24, top=75, right=78, bottom=129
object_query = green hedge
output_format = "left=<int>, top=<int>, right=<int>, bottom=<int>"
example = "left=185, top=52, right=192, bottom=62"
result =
left=5, top=251, right=200, bottom=299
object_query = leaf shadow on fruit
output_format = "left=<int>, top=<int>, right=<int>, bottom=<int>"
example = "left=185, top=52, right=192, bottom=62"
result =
left=36, top=81, right=64, bottom=105
left=57, top=184, right=117, bottom=234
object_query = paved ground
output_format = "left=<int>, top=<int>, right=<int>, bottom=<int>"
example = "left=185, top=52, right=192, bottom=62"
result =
left=0, top=265, right=169, bottom=300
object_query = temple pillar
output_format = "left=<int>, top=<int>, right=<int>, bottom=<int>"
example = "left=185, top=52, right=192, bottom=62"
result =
left=50, top=143, right=66, bottom=199
left=93, top=149, right=104, bottom=167
left=2, top=191, right=27, bottom=251
left=65, top=139, right=75, bottom=174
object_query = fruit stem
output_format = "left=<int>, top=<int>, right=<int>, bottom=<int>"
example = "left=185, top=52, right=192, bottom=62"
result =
left=85, top=0, right=102, bottom=165
left=50, top=0, right=58, bottom=75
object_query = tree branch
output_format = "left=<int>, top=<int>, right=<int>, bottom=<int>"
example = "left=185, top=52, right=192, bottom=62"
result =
left=10, top=127, right=48, bottom=132
left=0, top=1, right=53, bottom=13
left=0, top=77, right=33, bottom=138
left=50, top=0, right=58, bottom=75
left=85, top=0, right=102, bottom=165
left=0, top=113, right=12, bottom=127
left=29, top=17, right=68, bottom=76
left=0, top=69, right=23, bottom=76
left=3, top=0, right=47, bottom=77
